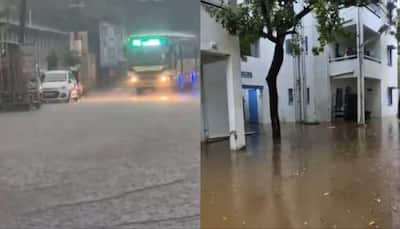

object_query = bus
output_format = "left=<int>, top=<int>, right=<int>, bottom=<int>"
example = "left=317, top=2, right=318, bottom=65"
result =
left=125, top=34, right=198, bottom=94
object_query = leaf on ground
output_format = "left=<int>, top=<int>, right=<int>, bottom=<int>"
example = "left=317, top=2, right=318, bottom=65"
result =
left=368, top=220, right=376, bottom=226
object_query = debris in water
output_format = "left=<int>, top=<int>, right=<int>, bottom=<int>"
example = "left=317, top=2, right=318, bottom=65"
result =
left=304, top=221, right=308, bottom=225
left=323, top=192, right=330, bottom=196
left=368, top=221, right=376, bottom=227
left=375, top=198, right=381, bottom=203
left=242, top=221, right=246, bottom=225
left=222, top=216, right=228, bottom=221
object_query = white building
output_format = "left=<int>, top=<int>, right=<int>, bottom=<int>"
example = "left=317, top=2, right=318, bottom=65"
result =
left=241, top=1, right=398, bottom=125
left=200, top=0, right=246, bottom=150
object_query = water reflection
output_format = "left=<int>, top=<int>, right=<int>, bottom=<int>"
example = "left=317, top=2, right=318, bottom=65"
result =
left=202, top=119, right=399, bottom=228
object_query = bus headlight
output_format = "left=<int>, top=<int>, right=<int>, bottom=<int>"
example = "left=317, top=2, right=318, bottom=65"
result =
left=160, top=75, right=169, bottom=83
left=130, top=76, right=139, bottom=83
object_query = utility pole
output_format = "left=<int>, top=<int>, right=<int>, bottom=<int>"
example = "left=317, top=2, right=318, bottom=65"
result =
left=356, top=7, right=365, bottom=126
left=18, top=0, right=27, bottom=43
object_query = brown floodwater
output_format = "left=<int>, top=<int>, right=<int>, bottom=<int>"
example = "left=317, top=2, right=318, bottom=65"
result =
left=201, top=119, right=400, bottom=229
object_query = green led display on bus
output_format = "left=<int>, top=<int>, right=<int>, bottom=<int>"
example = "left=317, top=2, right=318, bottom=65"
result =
left=128, top=36, right=168, bottom=48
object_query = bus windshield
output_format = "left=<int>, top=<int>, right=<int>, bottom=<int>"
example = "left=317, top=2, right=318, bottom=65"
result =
left=128, top=46, right=169, bottom=68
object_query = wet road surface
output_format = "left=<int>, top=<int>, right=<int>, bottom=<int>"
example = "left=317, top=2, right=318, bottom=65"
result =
left=0, top=88, right=200, bottom=229
left=202, top=119, right=399, bottom=229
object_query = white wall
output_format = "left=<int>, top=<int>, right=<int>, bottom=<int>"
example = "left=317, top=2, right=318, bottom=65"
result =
left=241, top=38, right=296, bottom=124
left=200, top=4, right=246, bottom=150
left=365, top=79, right=382, bottom=117
left=376, top=33, right=398, bottom=117
left=238, top=2, right=397, bottom=125
left=202, top=57, right=230, bottom=138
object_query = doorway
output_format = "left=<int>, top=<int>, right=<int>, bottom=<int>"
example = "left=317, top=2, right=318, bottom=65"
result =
left=200, top=52, right=230, bottom=141
left=248, top=89, right=259, bottom=123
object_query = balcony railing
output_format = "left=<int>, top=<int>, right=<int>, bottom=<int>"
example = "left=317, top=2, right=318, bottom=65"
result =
left=329, top=55, right=357, bottom=63
left=329, top=54, right=381, bottom=63
left=364, top=55, right=381, bottom=63
left=329, top=54, right=382, bottom=78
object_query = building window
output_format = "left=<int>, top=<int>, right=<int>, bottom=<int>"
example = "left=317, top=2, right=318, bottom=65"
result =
left=388, top=87, right=393, bottom=106
left=241, top=39, right=260, bottom=58
left=304, top=36, right=308, bottom=55
left=288, top=88, right=294, bottom=105
left=240, top=36, right=260, bottom=58
left=387, top=46, right=393, bottom=66
left=286, top=39, right=292, bottom=55
left=307, top=88, right=310, bottom=104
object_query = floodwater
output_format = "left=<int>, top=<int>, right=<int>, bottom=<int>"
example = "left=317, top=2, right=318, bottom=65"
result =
left=201, top=119, right=400, bottom=229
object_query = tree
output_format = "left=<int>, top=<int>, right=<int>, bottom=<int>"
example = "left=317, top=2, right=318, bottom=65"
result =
left=207, top=0, right=386, bottom=140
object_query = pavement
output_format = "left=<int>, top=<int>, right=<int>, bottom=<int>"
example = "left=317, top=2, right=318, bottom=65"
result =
left=202, top=119, right=400, bottom=229
left=0, top=88, right=200, bottom=229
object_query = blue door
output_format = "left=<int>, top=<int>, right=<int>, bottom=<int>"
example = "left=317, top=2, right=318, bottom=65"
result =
left=248, top=89, right=258, bottom=123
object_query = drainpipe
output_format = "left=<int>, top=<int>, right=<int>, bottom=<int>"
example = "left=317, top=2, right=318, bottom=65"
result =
left=357, top=7, right=366, bottom=125
left=18, top=0, right=27, bottom=43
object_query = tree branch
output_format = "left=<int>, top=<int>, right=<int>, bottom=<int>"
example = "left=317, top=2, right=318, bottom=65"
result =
left=259, top=0, right=278, bottom=43
left=262, top=31, right=278, bottom=43
left=294, top=6, right=313, bottom=26
left=280, top=29, right=298, bottom=38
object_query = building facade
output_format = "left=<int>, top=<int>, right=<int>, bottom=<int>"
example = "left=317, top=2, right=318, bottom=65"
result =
left=241, top=1, right=398, bottom=125
left=0, top=1, right=69, bottom=71
left=200, top=0, right=246, bottom=150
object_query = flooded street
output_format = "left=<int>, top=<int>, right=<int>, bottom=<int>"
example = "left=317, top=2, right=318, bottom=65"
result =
left=0, top=88, right=200, bottom=229
left=202, top=119, right=400, bottom=228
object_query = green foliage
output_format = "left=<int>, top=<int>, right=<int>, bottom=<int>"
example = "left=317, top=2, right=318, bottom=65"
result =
left=207, top=0, right=381, bottom=56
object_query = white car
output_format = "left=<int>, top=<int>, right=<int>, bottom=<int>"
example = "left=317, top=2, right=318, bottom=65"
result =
left=41, top=70, right=79, bottom=102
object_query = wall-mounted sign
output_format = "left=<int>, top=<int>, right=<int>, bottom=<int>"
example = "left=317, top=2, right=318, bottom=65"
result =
left=241, top=71, right=252, bottom=79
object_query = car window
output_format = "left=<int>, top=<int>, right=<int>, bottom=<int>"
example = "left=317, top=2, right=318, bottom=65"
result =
left=43, top=73, right=67, bottom=82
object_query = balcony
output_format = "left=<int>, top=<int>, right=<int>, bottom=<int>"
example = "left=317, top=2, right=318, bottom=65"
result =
left=329, top=55, right=357, bottom=78
left=328, top=23, right=382, bottom=78
left=329, top=54, right=382, bottom=78
left=361, top=5, right=386, bottom=33
left=338, top=4, right=387, bottom=33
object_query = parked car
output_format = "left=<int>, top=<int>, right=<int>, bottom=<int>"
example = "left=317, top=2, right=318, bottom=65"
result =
left=41, top=70, right=79, bottom=103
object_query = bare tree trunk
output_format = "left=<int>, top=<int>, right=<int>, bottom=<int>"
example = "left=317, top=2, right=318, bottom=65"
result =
left=266, top=38, right=285, bottom=141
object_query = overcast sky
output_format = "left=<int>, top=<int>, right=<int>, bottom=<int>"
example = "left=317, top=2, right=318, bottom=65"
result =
left=122, top=0, right=200, bottom=38
left=25, top=0, right=199, bottom=38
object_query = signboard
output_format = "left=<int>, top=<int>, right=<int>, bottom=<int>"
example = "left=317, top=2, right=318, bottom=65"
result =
left=21, top=44, right=36, bottom=76
left=241, top=71, right=253, bottom=79
left=99, top=22, right=125, bottom=68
